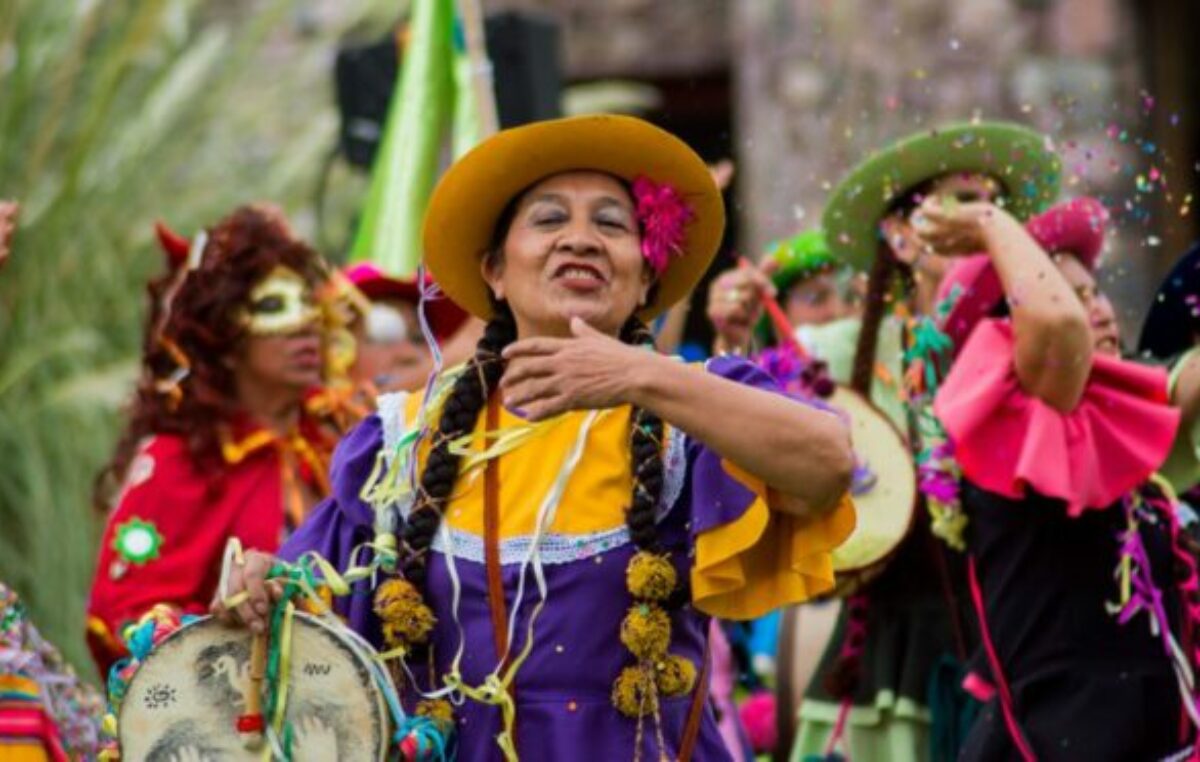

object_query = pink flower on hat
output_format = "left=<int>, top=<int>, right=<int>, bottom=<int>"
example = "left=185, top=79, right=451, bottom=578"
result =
left=632, top=175, right=695, bottom=276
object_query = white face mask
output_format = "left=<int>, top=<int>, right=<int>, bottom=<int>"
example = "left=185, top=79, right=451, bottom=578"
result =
left=364, top=303, right=410, bottom=345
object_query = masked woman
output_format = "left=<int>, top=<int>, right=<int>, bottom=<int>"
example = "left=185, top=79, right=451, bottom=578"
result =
left=86, top=206, right=341, bottom=675
left=221, top=114, right=856, bottom=761
left=925, top=196, right=1200, bottom=760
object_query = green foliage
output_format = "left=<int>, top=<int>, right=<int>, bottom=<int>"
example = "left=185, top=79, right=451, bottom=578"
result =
left=0, top=0, right=391, bottom=678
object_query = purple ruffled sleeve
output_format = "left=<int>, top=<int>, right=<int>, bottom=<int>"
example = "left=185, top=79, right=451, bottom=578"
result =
left=687, top=357, right=783, bottom=534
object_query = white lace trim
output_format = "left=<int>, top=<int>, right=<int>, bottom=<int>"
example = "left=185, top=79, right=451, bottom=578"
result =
left=425, top=428, right=688, bottom=566
left=377, top=391, right=411, bottom=457
left=431, top=524, right=633, bottom=565
left=658, top=426, right=687, bottom=522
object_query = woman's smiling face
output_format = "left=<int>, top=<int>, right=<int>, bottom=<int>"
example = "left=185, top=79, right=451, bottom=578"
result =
left=482, top=171, right=653, bottom=338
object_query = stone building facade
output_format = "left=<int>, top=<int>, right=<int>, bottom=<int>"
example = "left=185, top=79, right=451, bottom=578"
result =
left=484, top=0, right=1197, bottom=334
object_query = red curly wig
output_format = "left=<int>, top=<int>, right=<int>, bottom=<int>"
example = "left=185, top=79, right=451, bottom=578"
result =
left=95, top=205, right=328, bottom=510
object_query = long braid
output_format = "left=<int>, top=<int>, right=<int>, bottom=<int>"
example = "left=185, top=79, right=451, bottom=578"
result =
left=850, top=243, right=896, bottom=396
left=401, top=305, right=517, bottom=587
left=400, top=309, right=667, bottom=586
left=621, top=316, right=666, bottom=556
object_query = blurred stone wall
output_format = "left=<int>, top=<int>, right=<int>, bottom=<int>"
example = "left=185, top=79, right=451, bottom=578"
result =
left=481, top=0, right=1182, bottom=336
left=733, top=0, right=1163, bottom=333
left=484, top=0, right=730, bottom=78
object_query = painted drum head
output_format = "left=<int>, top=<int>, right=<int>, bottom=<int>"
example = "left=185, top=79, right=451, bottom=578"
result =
left=118, top=613, right=392, bottom=761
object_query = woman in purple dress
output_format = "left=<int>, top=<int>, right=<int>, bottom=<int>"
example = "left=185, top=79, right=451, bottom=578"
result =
left=219, top=114, right=856, bottom=761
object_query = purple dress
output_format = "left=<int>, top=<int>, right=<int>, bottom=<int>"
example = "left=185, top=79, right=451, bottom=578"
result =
left=282, top=357, right=852, bottom=760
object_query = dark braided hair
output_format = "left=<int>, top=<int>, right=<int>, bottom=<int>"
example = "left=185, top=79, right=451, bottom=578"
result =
left=850, top=207, right=918, bottom=395
left=400, top=305, right=515, bottom=586
left=398, top=182, right=669, bottom=594
left=399, top=308, right=668, bottom=588
left=620, top=317, right=665, bottom=555
left=850, top=244, right=897, bottom=396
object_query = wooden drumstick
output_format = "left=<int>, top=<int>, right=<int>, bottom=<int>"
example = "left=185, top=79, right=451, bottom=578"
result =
left=238, top=631, right=268, bottom=749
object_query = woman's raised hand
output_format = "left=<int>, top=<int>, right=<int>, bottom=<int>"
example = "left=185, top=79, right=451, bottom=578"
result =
left=500, top=317, right=655, bottom=421
left=211, top=549, right=284, bottom=634
left=705, top=265, right=774, bottom=353
left=912, top=197, right=1011, bottom=257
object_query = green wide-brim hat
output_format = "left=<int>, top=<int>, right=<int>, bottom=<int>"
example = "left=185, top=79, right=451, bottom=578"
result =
left=822, top=121, right=1062, bottom=271
left=767, top=229, right=837, bottom=292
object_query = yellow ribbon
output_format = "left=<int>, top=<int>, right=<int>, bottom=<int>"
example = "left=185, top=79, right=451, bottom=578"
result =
left=360, top=433, right=418, bottom=510
left=376, top=644, right=409, bottom=661
left=218, top=538, right=397, bottom=616
left=359, top=362, right=480, bottom=511
left=448, top=416, right=566, bottom=474
left=221, top=425, right=331, bottom=529
left=449, top=672, right=519, bottom=761
left=440, top=595, right=546, bottom=762
left=222, top=430, right=277, bottom=463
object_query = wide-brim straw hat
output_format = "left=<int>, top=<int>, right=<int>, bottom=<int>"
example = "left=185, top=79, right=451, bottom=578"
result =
left=423, top=114, right=725, bottom=320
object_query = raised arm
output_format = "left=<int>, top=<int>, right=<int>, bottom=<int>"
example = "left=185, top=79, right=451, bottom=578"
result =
left=917, top=200, right=1093, bottom=411
left=501, top=317, right=853, bottom=518
left=629, top=351, right=853, bottom=515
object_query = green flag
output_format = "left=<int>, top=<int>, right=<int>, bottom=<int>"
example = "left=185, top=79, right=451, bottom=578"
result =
left=349, top=0, right=455, bottom=275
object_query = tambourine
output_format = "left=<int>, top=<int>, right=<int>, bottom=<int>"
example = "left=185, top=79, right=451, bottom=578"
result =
left=117, top=613, right=392, bottom=761
left=826, top=385, right=917, bottom=597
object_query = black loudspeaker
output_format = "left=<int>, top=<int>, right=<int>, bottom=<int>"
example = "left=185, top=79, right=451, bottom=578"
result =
left=334, top=35, right=399, bottom=168
left=486, top=11, right=562, bottom=131
left=333, top=11, right=562, bottom=169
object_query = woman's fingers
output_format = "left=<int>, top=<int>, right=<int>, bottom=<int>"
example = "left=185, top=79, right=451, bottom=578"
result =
left=743, top=266, right=776, bottom=298
left=499, top=355, right=556, bottom=388
left=521, top=393, right=570, bottom=421
left=244, top=560, right=271, bottom=633
left=503, top=373, right=560, bottom=410
left=219, top=551, right=276, bottom=634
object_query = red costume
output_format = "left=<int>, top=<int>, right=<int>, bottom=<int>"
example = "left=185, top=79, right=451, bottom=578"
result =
left=86, top=409, right=334, bottom=675
left=86, top=210, right=344, bottom=676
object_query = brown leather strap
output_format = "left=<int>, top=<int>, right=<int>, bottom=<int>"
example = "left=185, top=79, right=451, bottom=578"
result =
left=678, top=635, right=713, bottom=762
left=483, top=395, right=509, bottom=662
left=483, top=396, right=519, bottom=752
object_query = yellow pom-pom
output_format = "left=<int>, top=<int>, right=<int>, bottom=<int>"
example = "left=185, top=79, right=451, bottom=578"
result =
left=626, top=552, right=677, bottom=601
left=655, top=653, right=697, bottom=697
left=612, top=666, right=658, bottom=718
left=416, top=698, right=455, bottom=730
left=297, top=583, right=334, bottom=615
left=620, top=604, right=671, bottom=660
left=373, top=578, right=435, bottom=646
